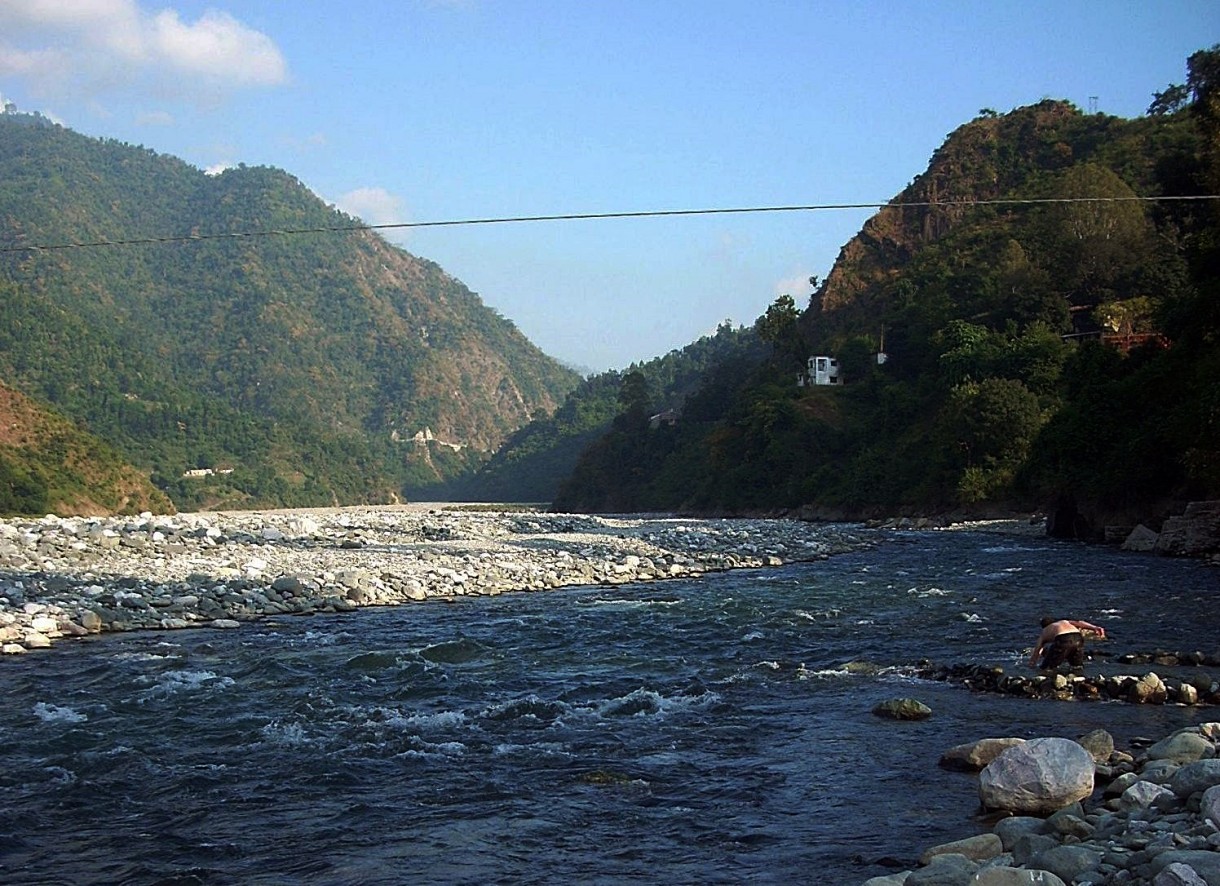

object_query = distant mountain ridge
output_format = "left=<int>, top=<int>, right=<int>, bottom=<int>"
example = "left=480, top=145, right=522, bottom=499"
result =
left=0, top=110, right=579, bottom=511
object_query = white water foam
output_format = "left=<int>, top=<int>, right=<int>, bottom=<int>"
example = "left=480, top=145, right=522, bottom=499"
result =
left=380, top=708, right=468, bottom=731
left=33, top=702, right=87, bottom=723
left=138, top=669, right=235, bottom=699
left=262, top=720, right=313, bottom=745
left=582, top=597, right=683, bottom=609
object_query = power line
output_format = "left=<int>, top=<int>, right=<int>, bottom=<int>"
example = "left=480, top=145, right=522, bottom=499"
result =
left=1, top=194, right=1218, bottom=254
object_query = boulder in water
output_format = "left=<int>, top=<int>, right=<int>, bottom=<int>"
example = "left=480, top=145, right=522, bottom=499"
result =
left=872, top=698, right=932, bottom=720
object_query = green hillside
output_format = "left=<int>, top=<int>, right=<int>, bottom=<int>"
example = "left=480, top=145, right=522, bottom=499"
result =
left=551, top=49, right=1220, bottom=536
left=0, top=379, right=172, bottom=517
left=0, top=112, right=579, bottom=511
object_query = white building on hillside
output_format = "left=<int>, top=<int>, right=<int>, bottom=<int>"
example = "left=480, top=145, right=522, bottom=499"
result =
left=799, top=355, right=841, bottom=387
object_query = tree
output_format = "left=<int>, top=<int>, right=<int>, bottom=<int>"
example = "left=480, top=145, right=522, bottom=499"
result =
left=940, top=378, right=1043, bottom=502
left=1148, top=83, right=1190, bottom=116
left=754, top=294, right=804, bottom=369
left=1036, top=164, right=1154, bottom=303
left=614, top=371, right=652, bottom=430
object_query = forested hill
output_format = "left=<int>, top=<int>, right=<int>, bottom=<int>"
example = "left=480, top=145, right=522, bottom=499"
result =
left=0, top=110, right=579, bottom=512
left=552, top=49, right=1220, bottom=536
left=414, top=320, right=763, bottom=503
left=0, top=380, right=172, bottom=516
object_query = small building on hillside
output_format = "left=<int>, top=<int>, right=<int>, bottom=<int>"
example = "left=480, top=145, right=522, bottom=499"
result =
left=799, top=356, right=841, bottom=387
left=649, top=409, right=679, bottom=429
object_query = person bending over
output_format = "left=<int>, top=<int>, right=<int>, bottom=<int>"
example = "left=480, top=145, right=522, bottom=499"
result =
left=1028, top=617, right=1107, bottom=671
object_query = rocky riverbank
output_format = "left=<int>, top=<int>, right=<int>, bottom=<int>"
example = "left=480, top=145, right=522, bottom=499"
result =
left=0, top=506, right=872, bottom=655
left=863, top=723, right=1220, bottom=886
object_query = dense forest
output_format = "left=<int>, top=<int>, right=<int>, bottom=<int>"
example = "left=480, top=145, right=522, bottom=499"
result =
left=0, top=112, right=578, bottom=512
left=0, top=380, right=171, bottom=516
left=546, top=49, right=1220, bottom=536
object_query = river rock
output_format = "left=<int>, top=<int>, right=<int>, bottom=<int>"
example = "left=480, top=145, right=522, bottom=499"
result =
left=1129, top=672, right=1168, bottom=704
left=979, top=738, right=1095, bottom=815
left=1148, top=852, right=1220, bottom=885
left=1122, top=523, right=1160, bottom=552
left=1119, top=780, right=1175, bottom=809
left=1155, top=500, right=1220, bottom=557
left=1168, top=759, right=1220, bottom=798
left=941, top=738, right=1026, bottom=772
left=971, top=868, right=1067, bottom=885
left=992, top=817, right=1046, bottom=851
left=906, top=853, right=980, bottom=885
left=872, top=698, right=933, bottom=720
left=1202, top=784, right=1220, bottom=828
left=1025, top=845, right=1102, bottom=883
left=1147, top=730, right=1216, bottom=764
left=1076, top=728, right=1114, bottom=763
left=920, top=833, right=1002, bottom=865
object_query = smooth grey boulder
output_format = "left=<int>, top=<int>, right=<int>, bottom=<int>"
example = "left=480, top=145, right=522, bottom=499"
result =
left=979, top=738, right=1095, bottom=815
left=1076, top=728, right=1114, bottom=763
left=1146, top=731, right=1215, bottom=764
left=1149, top=851, right=1220, bottom=885
left=1026, top=845, right=1102, bottom=884
left=1011, top=834, right=1059, bottom=866
left=906, top=853, right=980, bottom=886
left=1153, top=861, right=1209, bottom=886
left=1203, top=784, right=1220, bottom=829
left=920, top=833, right=1002, bottom=865
left=1168, top=759, right=1220, bottom=798
left=1121, top=780, right=1177, bottom=809
left=992, top=817, right=1045, bottom=851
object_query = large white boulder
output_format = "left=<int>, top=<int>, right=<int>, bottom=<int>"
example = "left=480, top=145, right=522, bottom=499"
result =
left=979, top=738, right=1095, bottom=815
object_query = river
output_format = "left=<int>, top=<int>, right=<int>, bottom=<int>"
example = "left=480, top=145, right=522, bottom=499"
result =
left=1, top=528, right=1217, bottom=885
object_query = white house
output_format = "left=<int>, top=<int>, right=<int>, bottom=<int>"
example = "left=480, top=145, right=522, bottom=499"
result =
left=800, top=355, right=841, bottom=386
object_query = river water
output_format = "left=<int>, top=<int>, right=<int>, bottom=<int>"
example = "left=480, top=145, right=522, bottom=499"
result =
left=2, top=528, right=1217, bottom=885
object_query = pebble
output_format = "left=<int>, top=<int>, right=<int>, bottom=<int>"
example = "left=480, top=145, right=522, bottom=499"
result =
left=0, top=507, right=871, bottom=654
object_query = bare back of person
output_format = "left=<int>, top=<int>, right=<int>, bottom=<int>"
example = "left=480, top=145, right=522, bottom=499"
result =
left=1028, top=617, right=1106, bottom=670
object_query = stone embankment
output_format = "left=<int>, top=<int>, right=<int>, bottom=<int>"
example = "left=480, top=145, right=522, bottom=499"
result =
left=920, top=661, right=1220, bottom=707
left=863, top=723, right=1220, bottom=886
left=0, top=507, right=870, bottom=655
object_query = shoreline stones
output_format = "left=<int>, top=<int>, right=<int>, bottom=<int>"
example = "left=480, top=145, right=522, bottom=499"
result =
left=0, top=507, right=872, bottom=655
left=917, top=662, right=1220, bottom=707
left=864, top=723, right=1220, bottom=886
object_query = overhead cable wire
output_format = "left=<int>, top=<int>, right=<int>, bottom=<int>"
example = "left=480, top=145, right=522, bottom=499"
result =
left=2, top=194, right=1218, bottom=253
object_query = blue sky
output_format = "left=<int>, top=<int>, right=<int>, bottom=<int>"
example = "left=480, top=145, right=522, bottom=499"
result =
left=1, top=1, right=1216, bottom=372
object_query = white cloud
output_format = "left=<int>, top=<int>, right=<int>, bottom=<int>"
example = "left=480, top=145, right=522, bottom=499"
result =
left=774, top=270, right=816, bottom=301
left=335, top=187, right=408, bottom=228
left=0, top=0, right=287, bottom=101
left=150, top=9, right=286, bottom=86
left=135, top=109, right=173, bottom=126
left=281, top=131, right=328, bottom=152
